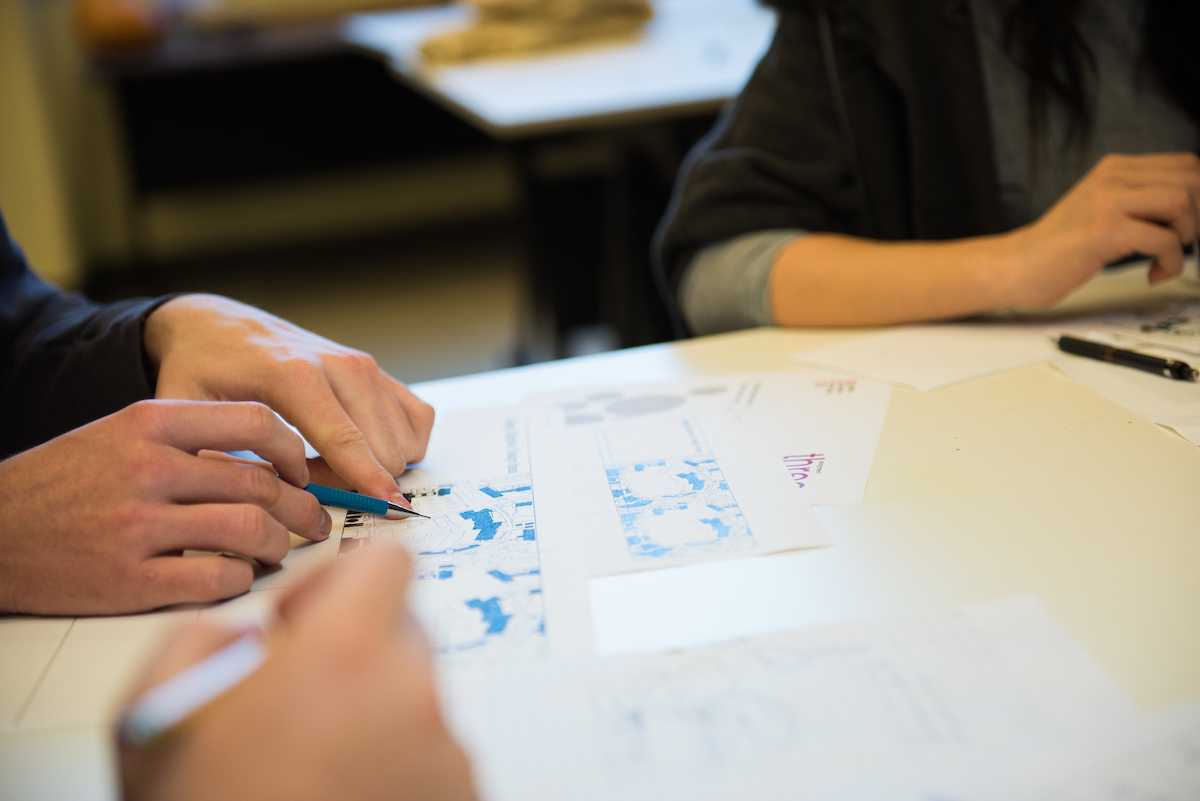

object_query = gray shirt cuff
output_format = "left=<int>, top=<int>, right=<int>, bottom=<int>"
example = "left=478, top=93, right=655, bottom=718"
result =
left=678, top=230, right=805, bottom=336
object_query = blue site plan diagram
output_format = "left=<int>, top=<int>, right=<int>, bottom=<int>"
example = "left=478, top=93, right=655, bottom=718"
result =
left=339, top=475, right=545, bottom=667
left=599, top=420, right=757, bottom=562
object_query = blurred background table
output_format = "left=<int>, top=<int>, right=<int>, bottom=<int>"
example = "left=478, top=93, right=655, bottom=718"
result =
left=344, top=0, right=776, bottom=359
left=343, top=0, right=775, bottom=138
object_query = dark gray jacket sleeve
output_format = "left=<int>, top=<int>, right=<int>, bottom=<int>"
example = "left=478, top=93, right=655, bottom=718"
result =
left=0, top=213, right=173, bottom=457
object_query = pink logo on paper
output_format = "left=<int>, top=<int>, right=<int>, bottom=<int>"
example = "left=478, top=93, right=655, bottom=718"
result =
left=783, top=454, right=825, bottom=489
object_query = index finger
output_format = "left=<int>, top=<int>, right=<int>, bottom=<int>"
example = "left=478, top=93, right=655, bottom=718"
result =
left=264, top=373, right=410, bottom=503
left=137, top=400, right=309, bottom=487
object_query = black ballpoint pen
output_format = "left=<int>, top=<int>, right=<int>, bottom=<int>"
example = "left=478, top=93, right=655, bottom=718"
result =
left=1057, top=335, right=1199, bottom=381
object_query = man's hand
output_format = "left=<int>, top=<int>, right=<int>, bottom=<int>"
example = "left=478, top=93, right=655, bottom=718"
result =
left=144, top=295, right=435, bottom=505
left=0, top=400, right=330, bottom=615
left=120, top=545, right=479, bottom=801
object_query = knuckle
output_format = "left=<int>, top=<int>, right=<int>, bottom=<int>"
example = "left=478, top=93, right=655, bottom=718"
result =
left=133, top=558, right=165, bottom=588
left=263, top=527, right=290, bottom=564
left=243, top=401, right=278, bottom=437
left=405, top=437, right=428, bottom=466
left=113, top=500, right=155, bottom=536
left=218, top=504, right=267, bottom=558
left=301, top=492, right=325, bottom=528
left=123, top=400, right=163, bottom=432
left=354, top=351, right=379, bottom=372
left=243, top=463, right=282, bottom=505
left=415, top=399, right=436, bottom=429
left=240, top=504, right=287, bottom=561
left=1094, top=153, right=1120, bottom=174
left=126, top=446, right=169, bottom=490
left=406, top=403, right=435, bottom=464
left=236, top=503, right=270, bottom=541
left=1169, top=188, right=1192, bottom=216
left=193, top=559, right=241, bottom=600
left=378, top=451, right=408, bottom=477
left=335, top=351, right=370, bottom=376
left=329, top=423, right=368, bottom=451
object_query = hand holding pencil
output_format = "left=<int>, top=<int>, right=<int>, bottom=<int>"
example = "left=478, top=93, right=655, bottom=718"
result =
left=118, top=545, right=478, bottom=801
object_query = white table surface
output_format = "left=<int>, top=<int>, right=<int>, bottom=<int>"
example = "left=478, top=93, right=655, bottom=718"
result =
left=3, top=326, right=1199, bottom=799
left=341, top=0, right=777, bottom=138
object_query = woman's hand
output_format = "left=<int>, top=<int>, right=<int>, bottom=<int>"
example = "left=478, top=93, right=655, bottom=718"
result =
left=1001, top=152, right=1200, bottom=307
left=0, top=400, right=330, bottom=615
left=119, top=545, right=479, bottom=801
left=771, top=152, right=1200, bottom=327
left=144, top=295, right=435, bottom=506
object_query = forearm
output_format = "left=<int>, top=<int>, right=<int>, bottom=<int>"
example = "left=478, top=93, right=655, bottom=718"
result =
left=769, top=232, right=1019, bottom=327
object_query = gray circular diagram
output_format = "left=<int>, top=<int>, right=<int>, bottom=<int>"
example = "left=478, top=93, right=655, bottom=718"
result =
left=604, top=395, right=686, bottom=417
left=564, top=414, right=606, bottom=426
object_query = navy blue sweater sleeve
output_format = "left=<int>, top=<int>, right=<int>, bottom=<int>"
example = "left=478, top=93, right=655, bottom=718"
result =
left=0, top=213, right=174, bottom=456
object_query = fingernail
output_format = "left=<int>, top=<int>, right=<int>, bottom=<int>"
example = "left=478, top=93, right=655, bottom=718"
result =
left=319, top=510, right=332, bottom=540
left=389, top=491, right=414, bottom=510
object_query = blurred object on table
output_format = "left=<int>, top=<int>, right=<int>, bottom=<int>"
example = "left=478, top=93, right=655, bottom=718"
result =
left=419, top=0, right=653, bottom=64
left=181, top=0, right=441, bottom=30
left=74, top=0, right=161, bottom=49
left=73, top=0, right=442, bottom=52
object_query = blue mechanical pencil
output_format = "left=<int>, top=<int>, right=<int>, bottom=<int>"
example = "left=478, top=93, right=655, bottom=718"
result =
left=304, top=483, right=428, bottom=520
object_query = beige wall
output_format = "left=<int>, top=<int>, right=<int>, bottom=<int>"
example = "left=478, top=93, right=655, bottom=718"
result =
left=0, top=0, right=83, bottom=286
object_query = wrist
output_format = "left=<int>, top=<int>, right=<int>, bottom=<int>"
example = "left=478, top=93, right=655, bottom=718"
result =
left=143, top=294, right=213, bottom=369
left=965, top=230, right=1028, bottom=311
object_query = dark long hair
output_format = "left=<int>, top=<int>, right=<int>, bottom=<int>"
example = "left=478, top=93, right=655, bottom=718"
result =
left=1003, top=0, right=1200, bottom=143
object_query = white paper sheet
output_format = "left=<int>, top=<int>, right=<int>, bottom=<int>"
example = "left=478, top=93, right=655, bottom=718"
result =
left=439, top=596, right=1139, bottom=801
left=526, top=378, right=834, bottom=659
left=1052, top=352, right=1200, bottom=445
left=964, top=697, right=1200, bottom=801
left=337, top=408, right=549, bottom=668
left=792, top=324, right=1057, bottom=391
left=526, top=372, right=890, bottom=507
left=588, top=549, right=859, bottom=657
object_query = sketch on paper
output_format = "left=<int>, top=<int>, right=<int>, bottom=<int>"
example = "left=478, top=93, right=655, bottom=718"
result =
left=597, top=419, right=756, bottom=562
left=339, top=475, right=544, bottom=667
